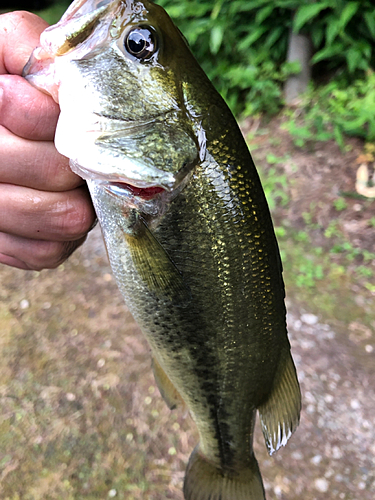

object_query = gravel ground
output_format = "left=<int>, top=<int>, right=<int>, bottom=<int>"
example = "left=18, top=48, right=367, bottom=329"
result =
left=264, top=308, right=375, bottom=499
left=84, top=228, right=375, bottom=500
left=0, top=225, right=374, bottom=499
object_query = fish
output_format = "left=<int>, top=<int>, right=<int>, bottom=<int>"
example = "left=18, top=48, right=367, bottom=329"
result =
left=23, top=1, right=301, bottom=498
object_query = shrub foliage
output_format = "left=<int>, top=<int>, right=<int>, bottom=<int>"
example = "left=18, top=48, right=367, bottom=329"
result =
left=157, top=0, right=375, bottom=122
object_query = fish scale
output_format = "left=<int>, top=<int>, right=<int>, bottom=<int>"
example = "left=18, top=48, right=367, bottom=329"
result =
left=23, top=1, right=301, bottom=498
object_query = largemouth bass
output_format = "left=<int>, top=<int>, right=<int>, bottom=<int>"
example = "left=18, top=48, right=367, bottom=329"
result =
left=24, top=1, right=301, bottom=498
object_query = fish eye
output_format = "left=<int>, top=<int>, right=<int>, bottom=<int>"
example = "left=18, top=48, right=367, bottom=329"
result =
left=124, top=26, right=157, bottom=60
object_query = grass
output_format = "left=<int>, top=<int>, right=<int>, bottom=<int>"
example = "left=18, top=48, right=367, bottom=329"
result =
left=256, top=152, right=375, bottom=327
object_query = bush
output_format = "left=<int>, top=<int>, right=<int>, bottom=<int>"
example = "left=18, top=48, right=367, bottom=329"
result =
left=157, top=0, right=375, bottom=116
left=157, top=0, right=301, bottom=115
left=283, top=70, right=375, bottom=147
left=293, top=0, right=375, bottom=75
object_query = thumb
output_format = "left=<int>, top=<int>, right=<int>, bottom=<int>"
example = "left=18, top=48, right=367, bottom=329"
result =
left=0, top=11, right=49, bottom=75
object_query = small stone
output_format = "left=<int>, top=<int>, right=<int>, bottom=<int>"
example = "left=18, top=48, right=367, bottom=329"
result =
left=315, top=478, right=329, bottom=492
left=66, top=393, right=76, bottom=401
left=306, top=404, right=315, bottom=414
left=292, top=451, right=303, bottom=460
left=97, top=358, right=105, bottom=368
left=273, top=485, right=282, bottom=497
left=365, top=344, right=374, bottom=353
left=294, top=319, right=302, bottom=330
left=324, top=394, right=334, bottom=403
left=311, top=455, right=322, bottom=465
left=301, top=313, right=318, bottom=325
left=350, top=399, right=360, bottom=410
left=19, top=299, right=29, bottom=309
left=108, top=489, right=117, bottom=497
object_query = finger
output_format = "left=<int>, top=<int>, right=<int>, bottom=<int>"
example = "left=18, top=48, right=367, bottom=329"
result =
left=0, top=11, right=48, bottom=75
left=0, top=75, right=59, bottom=140
left=0, top=125, right=83, bottom=191
left=0, top=183, right=96, bottom=241
left=0, top=232, right=87, bottom=270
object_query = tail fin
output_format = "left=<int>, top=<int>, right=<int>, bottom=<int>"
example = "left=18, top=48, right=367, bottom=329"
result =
left=183, top=446, right=265, bottom=500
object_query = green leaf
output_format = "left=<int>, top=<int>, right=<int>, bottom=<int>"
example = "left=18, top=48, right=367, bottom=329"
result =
left=333, top=124, right=344, bottom=150
left=237, top=27, right=268, bottom=51
left=311, top=27, right=324, bottom=48
left=211, top=0, right=224, bottom=20
left=229, top=0, right=268, bottom=15
left=326, top=19, right=340, bottom=46
left=255, top=5, right=274, bottom=25
left=293, top=3, right=329, bottom=32
left=209, top=25, right=224, bottom=54
left=311, top=43, right=343, bottom=63
left=264, top=26, right=284, bottom=49
left=364, top=11, right=375, bottom=38
left=338, top=2, right=359, bottom=30
left=346, top=46, right=368, bottom=73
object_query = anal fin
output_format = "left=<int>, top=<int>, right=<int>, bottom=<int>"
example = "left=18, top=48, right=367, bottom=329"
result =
left=258, top=348, right=301, bottom=455
left=152, top=356, right=185, bottom=411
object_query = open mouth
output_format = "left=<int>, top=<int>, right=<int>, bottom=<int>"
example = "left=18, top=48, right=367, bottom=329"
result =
left=105, top=182, right=165, bottom=199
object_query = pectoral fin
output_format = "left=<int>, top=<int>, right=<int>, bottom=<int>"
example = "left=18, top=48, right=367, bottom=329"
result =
left=152, top=356, right=185, bottom=410
left=258, top=348, right=301, bottom=455
left=125, top=216, right=190, bottom=302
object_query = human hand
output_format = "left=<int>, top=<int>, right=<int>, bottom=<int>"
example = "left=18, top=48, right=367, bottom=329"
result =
left=0, top=11, right=96, bottom=270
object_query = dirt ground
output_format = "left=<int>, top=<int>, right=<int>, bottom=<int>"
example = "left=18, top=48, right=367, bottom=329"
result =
left=0, top=120, right=374, bottom=499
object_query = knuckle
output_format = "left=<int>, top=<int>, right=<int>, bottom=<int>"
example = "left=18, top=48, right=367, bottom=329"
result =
left=46, top=155, right=83, bottom=192
left=54, top=190, right=96, bottom=240
left=31, top=239, right=85, bottom=270
left=0, top=12, right=47, bottom=50
left=2, top=10, right=47, bottom=33
left=64, top=204, right=95, bottom=240
left=31, top=241, right=65, bottom=270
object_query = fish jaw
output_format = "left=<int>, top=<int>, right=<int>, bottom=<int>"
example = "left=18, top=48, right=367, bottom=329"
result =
left=23, top=0, right=202, bottom=193
left=23, top=0, right=119, bottom=101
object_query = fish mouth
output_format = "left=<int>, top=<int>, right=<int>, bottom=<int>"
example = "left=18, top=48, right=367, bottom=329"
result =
left=69, top=159, right=178, bottom=192
left=104, top=181, right=166, bottom=199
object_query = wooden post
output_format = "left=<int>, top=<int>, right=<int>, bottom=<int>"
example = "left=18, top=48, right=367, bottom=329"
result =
left=284, top=30, right=312, bottom=104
